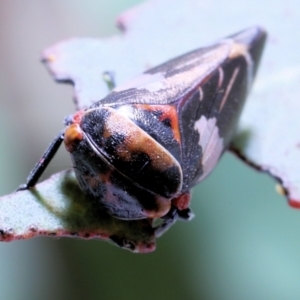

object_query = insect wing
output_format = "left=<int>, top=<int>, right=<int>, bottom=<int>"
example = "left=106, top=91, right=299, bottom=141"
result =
left=189, top=27, right=267, bottom=185
left=93, top=43, right=231, bottom=107
left=82, top=27, right=266, bottom=218
left=90, top=26, right=266, bottom=190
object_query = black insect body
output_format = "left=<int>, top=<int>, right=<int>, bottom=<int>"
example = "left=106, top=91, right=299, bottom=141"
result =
left=19, top=27, right=266, bottom=224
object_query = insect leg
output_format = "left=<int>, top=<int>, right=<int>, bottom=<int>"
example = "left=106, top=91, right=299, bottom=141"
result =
left=17, top=130, right=65, bottom=191
left=154, top=206, right=194, bottom=237
left=154, top=207, right=179, bottom=237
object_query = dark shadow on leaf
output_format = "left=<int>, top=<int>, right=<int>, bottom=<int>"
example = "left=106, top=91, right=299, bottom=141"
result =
left=30, top=170, right=158, bottom=252
left=231, top=128, right=252, bottom=151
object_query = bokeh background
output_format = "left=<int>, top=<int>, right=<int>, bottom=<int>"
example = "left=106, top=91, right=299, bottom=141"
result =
left=1, top=1, right=300, bottom=299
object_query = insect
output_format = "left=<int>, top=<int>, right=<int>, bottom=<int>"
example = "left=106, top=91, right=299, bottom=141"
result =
left=18, top=26, right=266, bottom=224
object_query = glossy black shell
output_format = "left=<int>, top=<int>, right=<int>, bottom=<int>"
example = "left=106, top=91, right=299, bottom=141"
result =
left=66, top=27, right=266, bottom=220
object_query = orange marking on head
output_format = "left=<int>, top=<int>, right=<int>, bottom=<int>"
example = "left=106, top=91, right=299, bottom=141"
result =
left=64, top=123, right=83, bottom=152
left=105, top=110, right=177, bottom=170
left=135, top=104, right=181, bottom=143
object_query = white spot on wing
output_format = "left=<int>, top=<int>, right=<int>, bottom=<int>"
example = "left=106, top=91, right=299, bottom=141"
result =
left=194, top=116, right=224, bottom=182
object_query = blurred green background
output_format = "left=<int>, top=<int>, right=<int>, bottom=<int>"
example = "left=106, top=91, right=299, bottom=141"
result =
left=1, top=1, right=300, bottom=300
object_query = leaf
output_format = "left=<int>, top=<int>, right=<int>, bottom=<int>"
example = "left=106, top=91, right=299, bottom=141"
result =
left=0, top=170, right=157, bottom=252
left=1, top=0, right=299, bottom=250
